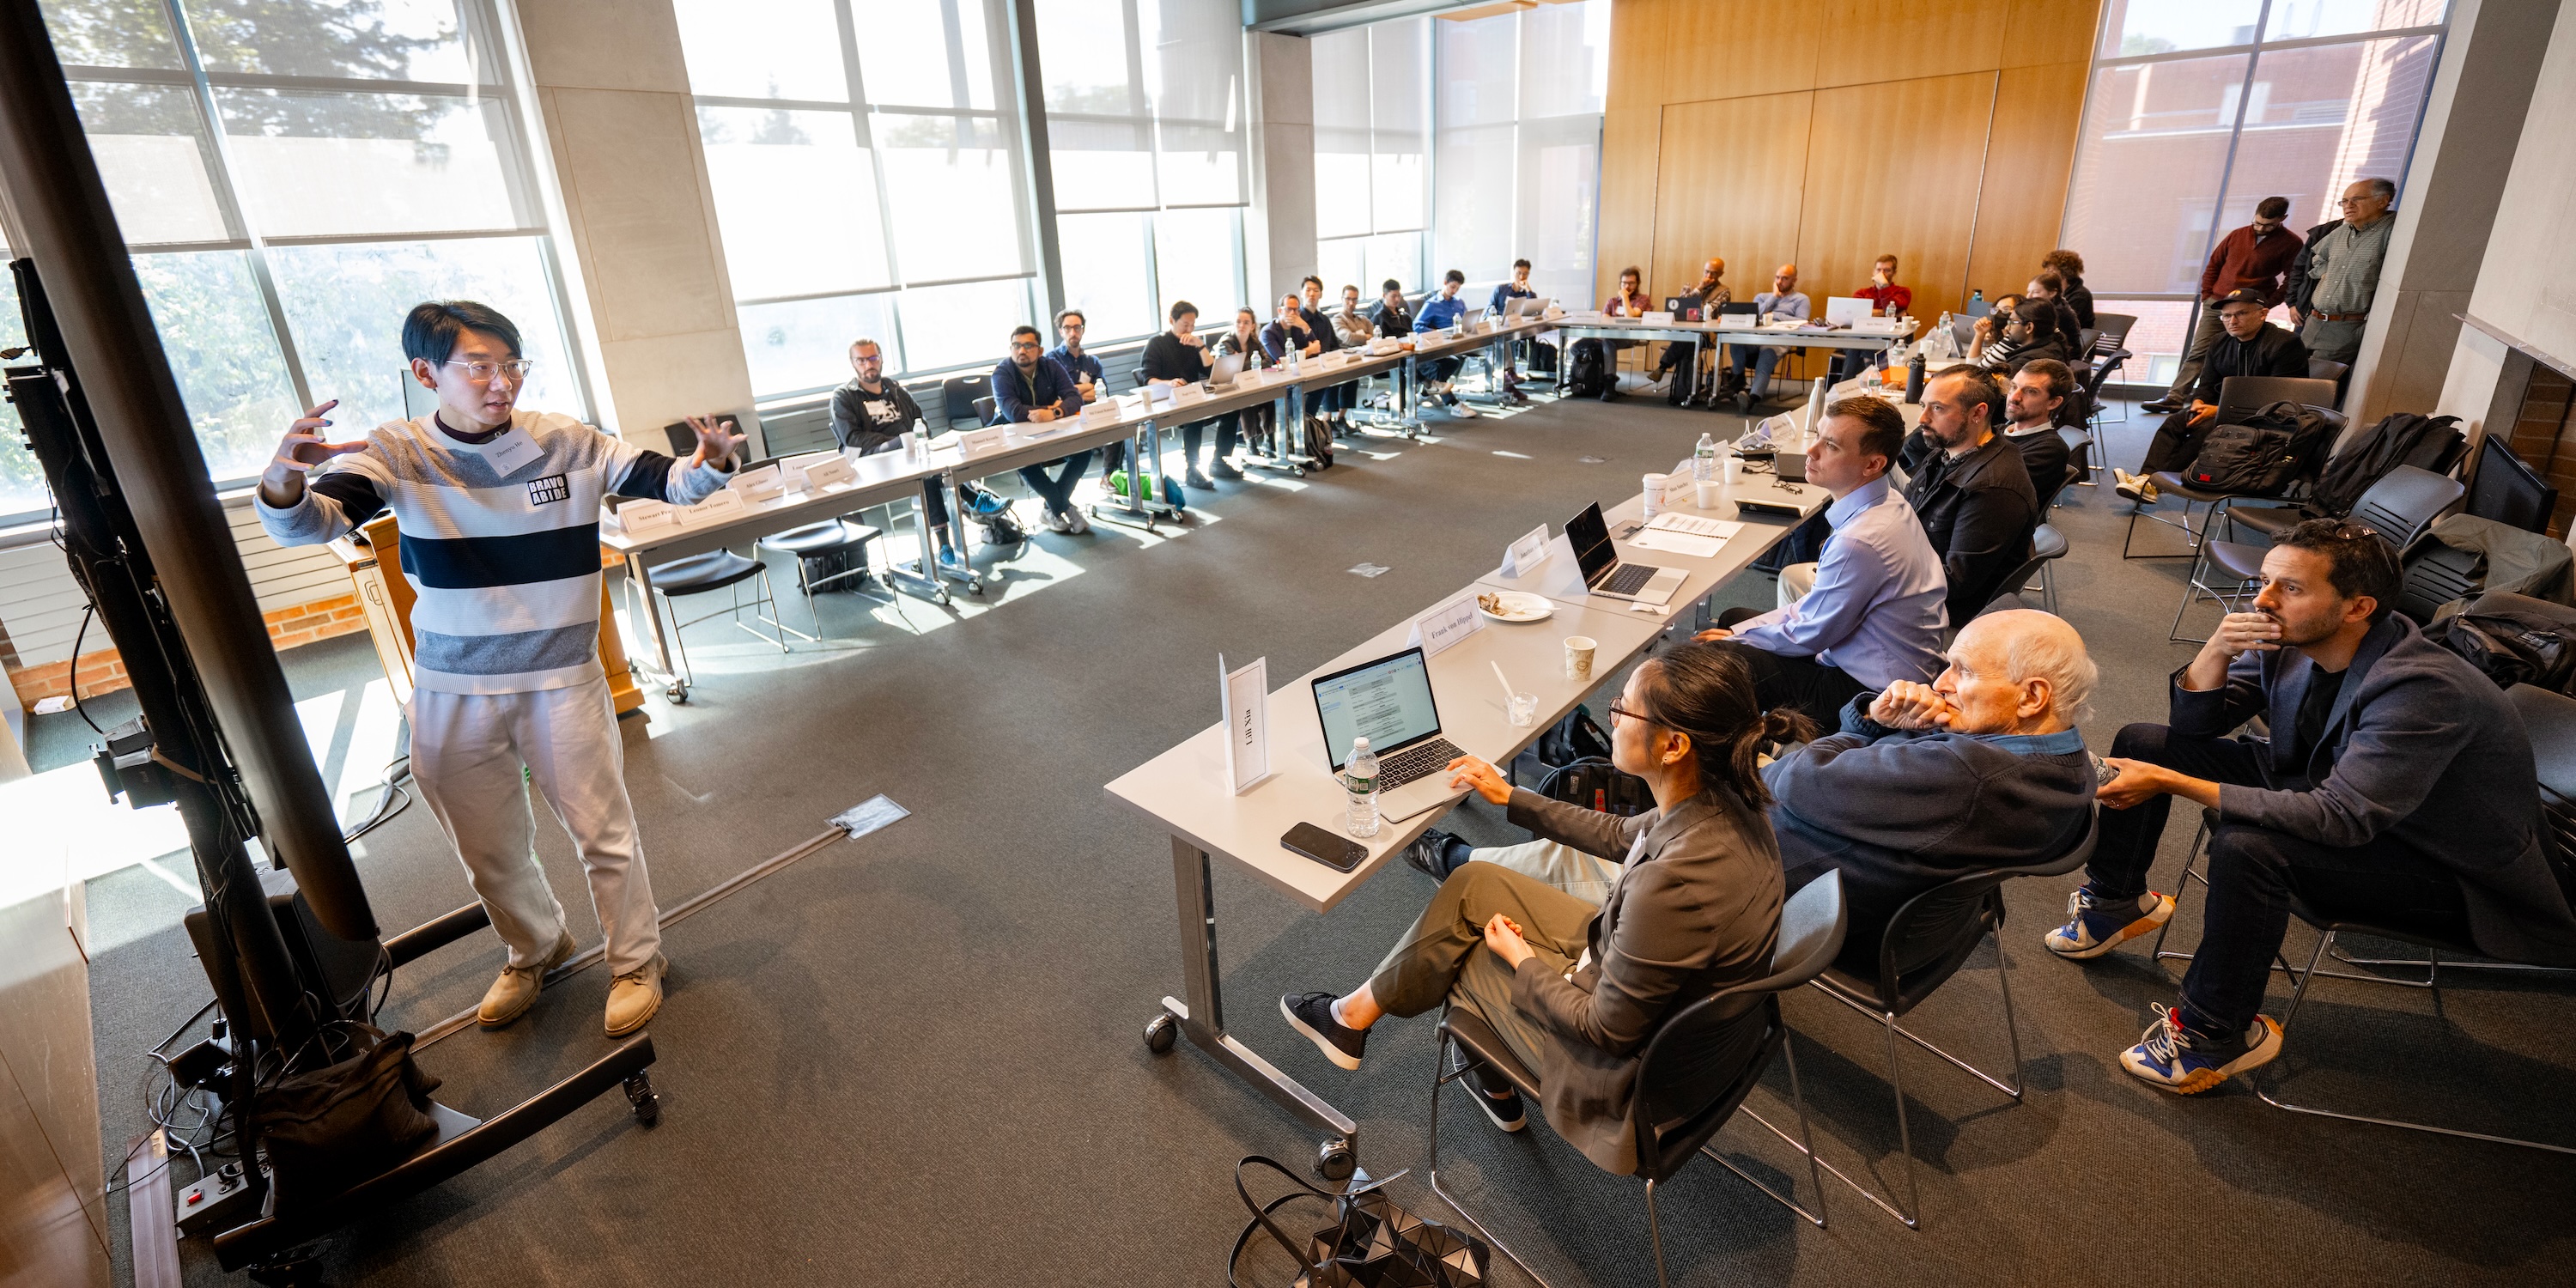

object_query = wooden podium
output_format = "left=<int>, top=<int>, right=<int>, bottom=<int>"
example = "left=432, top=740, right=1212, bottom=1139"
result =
left=329, top=513, right=646, bottom=716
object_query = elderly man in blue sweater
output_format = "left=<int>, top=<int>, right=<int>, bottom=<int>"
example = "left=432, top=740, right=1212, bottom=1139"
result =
left=1763, top=609, right=2099, bottom=977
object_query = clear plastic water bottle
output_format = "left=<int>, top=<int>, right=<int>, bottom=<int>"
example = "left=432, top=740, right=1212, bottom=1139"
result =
left=1344, top=737, right=1380, bottom=839
left=1694, top=432, right=1716, bottom=483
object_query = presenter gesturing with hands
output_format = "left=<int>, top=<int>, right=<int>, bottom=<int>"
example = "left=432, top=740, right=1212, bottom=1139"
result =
left=257, top=399, right=369, bottom=507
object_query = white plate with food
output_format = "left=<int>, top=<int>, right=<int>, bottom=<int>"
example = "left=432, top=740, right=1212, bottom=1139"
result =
left=1476, top=591, right=1553, bottom=623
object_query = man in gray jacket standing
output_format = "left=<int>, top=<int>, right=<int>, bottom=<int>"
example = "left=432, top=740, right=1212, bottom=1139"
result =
left=2046, top=520, right=2576, bottom=1094
left=1765, top=610, right=2099, bottom=976
left=2297, top=178, right=2397, bottom=367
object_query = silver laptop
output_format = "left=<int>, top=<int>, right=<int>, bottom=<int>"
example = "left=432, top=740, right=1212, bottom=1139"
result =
left=1510, top=296, right=1550, bottom=319
left=1208, top=352, right=1245, bottom=386
left=1310, top=647, right=1471, bottom=824
left=1566, top=501, right=1685, bottom=605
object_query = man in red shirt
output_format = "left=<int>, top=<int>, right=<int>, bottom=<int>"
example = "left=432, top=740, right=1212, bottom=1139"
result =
left=2146, top=197, right=2300, bottom=412
left=1855, top=253, right=1911, bottom=318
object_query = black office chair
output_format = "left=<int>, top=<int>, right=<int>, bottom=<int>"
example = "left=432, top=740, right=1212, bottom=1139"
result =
left=971, top=395, right=997, bottom=424
left=640, top=546, right=793, bottom=698
left=2172, top=465, right=2463, bottom=642
left=2464, top=434, right=2559, bottom=533
left=1804, top=810, right=2099, bottom=1228
left=1987, top=523, right=2069, bottom=616
left=938, top=374, right=985, bottom=428
left=1429, top=872, right=1847, bottom=1286
left=757, top=518, right=884, bottom=631
left=2124, top=375, right=2342, bottom=562
left=2086, top=312, right=2137, bottom=425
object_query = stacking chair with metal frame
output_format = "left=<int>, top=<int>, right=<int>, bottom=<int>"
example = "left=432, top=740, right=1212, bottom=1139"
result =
left=2166, top=465, right=2462, bottom=643
left=637, top=545, right=798, bottom=699
left=1804, top=809, right=2098, bottom=1229
left=2123, top=375, right=2340, bottom=562
left=757, top=517, right=884, bottom=632
left=1427, top=872, right=1847, bottom=1288
left=2084, top=313, right=2135, bottom=426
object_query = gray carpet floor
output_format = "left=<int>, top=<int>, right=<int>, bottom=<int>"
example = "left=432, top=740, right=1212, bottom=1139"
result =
left=66, top=381, right=2576, bottom=1286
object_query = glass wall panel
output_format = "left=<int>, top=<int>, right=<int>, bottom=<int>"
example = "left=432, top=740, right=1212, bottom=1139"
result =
left=1153, top=206, right=1241, bottom=325
left=2061, top=54, right=2252, bottom=295
left=1057, top=211, right=1157, bottom=342
left=216, top=90, right=526, bottom=238
left=269, top=238, right=580, bottom=433
left=878, top=115, right=1024, bottom=282
left=70, top=82, right=229, bottom=246
left=698, top=105, right=891, bottom=299
left=0, top=245, right=43, bottom=518
left=133, top=251, right=304, bottom=483
left=896, top=277, right=1035, bottom=373
left=671, top=0, right=848, bottom=101
left=185, top=0, right=480, bottom=82
left=849, top=0, right=996, bottom=111
left=738, top=293, right=900, bottom=396
left=2099, top=0, right=2266, bottom=58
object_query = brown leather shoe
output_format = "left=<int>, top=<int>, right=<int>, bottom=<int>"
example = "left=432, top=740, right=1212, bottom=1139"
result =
left=477, top=930, right=575, bottom=1029
left=605, top=952, right=668, bottom=1037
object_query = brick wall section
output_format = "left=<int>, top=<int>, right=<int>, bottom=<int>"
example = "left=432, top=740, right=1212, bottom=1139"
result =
left=2504, top=368, right=2576, bottom=539
left=3, top=591, right=366, bottom=707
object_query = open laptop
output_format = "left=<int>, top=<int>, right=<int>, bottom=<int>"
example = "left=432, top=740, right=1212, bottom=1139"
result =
left=1662, top=290, right=1704, bottom=322
left=1566, top=501, right=1686, bottom=605
left=1208, top=352, right=1245, bottom=386
left=1510, top=296, right=1551, bottom=319
left=1309, top=647, right=1471, bottom=823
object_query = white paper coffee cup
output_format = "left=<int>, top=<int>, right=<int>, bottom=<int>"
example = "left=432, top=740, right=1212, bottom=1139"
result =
left=1564, top=635, right=1597, bottom=680
left=1694, top=479, right=1722, bottom=508
left=1642, top=472, right=1668, bottom=519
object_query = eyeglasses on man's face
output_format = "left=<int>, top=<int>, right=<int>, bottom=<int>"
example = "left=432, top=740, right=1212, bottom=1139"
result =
left=444, top=358, right=533, bottom=384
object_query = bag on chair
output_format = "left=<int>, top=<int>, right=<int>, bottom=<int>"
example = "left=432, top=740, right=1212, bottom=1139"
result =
left=1534, top=705, right=1612, bottom=768
left=2432, top=592, right=2576, bottom=694
left=1229, top=1156, right=1486, bottom=1288
left=2183, top=401, right=2335, bottom=496
left=1537, top=756, right=1654, bottom=817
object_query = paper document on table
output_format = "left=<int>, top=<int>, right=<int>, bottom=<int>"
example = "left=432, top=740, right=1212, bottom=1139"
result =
left=1626, top=512, right=1741, bottom=559
left=1647, top=512, right=1742, bottom=539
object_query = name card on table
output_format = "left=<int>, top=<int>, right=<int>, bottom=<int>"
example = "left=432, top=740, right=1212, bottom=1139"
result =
left=1080, top=401, right=1124, bottom=428
left=1170, top=383, right=1207, bottom=407
left=1406, top=594, right=1483, bottom=657
left=1218, top=653, right=1272, bottom=795
left=727, top=463, right=786, bottom=502
left=799, top=454, right=858, bottom=491
left=957, top=427, right=1009, bottom=457
left=677, top=487, right=747, bottom=528
left=1642, top=311, right=1675, bottom=325
left=610, top=498, right=680, bottom=537
left=1500, top=523, right=1551, bottom=577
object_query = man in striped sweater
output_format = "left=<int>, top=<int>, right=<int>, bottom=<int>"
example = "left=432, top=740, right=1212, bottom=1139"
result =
left=256, top=300, right=741, bottom=1038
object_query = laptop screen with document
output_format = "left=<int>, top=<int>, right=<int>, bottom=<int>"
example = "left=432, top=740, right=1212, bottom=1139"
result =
left=1564, top=502, right=1618, bottom=586
left=1311, top=647, right=1443, bottom=771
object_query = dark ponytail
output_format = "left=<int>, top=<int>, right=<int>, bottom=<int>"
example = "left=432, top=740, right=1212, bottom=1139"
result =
left=1632, top=641, right=1817, bottom=809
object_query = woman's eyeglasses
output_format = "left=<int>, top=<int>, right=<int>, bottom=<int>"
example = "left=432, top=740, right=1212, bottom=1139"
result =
left=1607, top=702, right=1659, bottom=727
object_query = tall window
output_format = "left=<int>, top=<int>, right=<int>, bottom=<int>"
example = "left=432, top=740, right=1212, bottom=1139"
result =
left=677, top=0, right=1036, bottom=396
left=31, top=0, right=585, bottom=526
left=0, top=235, right=35, bottom=519
left=1311, top=19, right=1429, bottom=301
left=2061, top=0, right=2449, bottom=383
left=1037, top=0, right=1249, bottom=343
left=1429, top=2, right=1607, bottom=305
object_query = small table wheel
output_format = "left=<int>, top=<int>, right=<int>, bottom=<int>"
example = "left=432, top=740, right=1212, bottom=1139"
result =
left=1143, top=1012, right=1179, bottom=1054
left=665, top=683, right=689, bottom=702
left=1315, top=1138, right=1357, bottom=1182
left=625, top=1072, right=661, bottom=1127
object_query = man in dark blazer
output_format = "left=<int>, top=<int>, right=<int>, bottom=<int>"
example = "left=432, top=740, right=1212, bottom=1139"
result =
left=1765, top=610, right=2097, bottom=975
left=1906, top=366, right=2038, bottom=625
left=2002, top=359, right=2075, bottom=503
left=2046, top=520, right=2576, bottom=1095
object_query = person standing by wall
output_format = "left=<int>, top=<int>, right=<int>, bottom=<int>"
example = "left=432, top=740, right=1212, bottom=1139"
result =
left=2298, top=178, right=2398, bottom=369
left=2145, top=197, right=2298, bottom=414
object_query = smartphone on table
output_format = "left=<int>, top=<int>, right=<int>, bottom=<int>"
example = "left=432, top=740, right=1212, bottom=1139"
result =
left=1281, top=821, right=1368, bottom=872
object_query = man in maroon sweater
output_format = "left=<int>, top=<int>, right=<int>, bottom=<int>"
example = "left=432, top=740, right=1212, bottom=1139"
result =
left=2146, top=197, right=2300, bottom=412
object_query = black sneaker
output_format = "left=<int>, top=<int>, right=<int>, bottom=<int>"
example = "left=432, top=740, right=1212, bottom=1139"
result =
left=1210, top=459, right=1245, bottom=479
left=1185, top=467, right=1217, bottom=489
left=2140, top=396, right=2184, bottom=414
left=1280, top=993, right=1367, bottom=1070
left=1403, top=829, right=1468, bottom=880
left=1464, top=1060, right=1528, bottom=1133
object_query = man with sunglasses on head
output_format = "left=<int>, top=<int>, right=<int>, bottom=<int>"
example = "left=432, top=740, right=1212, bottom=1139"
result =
left=2044, top=520, right=2576, bottom=1094
left=256, top=300, right=741, bottom=1039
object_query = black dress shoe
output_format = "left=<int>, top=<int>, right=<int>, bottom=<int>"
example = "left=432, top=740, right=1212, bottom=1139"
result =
left=1403, top=829, right=1468, bottom=880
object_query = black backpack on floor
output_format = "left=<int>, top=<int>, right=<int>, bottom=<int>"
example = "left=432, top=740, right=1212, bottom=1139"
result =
left=1566, top=340, right=1613, bottom=398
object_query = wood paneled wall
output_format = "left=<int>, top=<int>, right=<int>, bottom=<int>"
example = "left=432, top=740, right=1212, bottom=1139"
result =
left=1598, top=0, right=2099, bottom=324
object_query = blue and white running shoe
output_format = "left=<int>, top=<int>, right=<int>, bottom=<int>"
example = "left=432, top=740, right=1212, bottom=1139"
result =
left=2119, top=1005, right=2281, bottom=1095
left=2044, top=888, right=2175, bottom=959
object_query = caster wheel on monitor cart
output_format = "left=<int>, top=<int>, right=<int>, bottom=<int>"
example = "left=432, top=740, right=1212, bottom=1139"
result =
left=1143, top=1012, right=1179, bottom=1054
left=1315, top=1138, right=1357, bottom=1182
left=665, top=683, right=688, bottom=703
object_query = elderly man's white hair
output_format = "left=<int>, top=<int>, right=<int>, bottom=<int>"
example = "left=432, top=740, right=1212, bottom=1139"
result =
left=1979, top=609, right=2097, bottom=726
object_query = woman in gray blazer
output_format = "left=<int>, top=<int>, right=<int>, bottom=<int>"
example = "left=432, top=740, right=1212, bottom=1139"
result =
left=1281, top=642, right=1811, bottom=1176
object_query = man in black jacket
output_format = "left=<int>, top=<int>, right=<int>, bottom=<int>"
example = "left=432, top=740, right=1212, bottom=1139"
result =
left=1141, top=301, right=1230, bottom=487
left=1766, top=610, right=2097, bottom=975
left=2114, top=289, right=2311, bottom=500
left=1369, top=279, right=1413, bottom=337
left=2046, top=521, right=2576, bottom=1094
left=1908, top=367, right=2038, bottom=625
left=829, top=337, right=962, bottom=568
left=2002, top=358, right=2075, bottom=503
left=2283, top=217, right=2342, bottom=323
left=1297, top=276, right=1352, bottom=434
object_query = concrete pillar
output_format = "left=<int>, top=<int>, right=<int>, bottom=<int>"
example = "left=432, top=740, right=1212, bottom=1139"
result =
left=1246, top=31, right=1317, bottom=307
left=2346, top=0, right=2561, bottom=429
left=507, top=0, right=761, bottom=449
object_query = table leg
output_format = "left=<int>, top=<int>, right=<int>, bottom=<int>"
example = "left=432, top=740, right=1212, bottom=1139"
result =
left=1151, top=837, right=1363, bottom=1178
left=623, top=551, right=677, bottom=683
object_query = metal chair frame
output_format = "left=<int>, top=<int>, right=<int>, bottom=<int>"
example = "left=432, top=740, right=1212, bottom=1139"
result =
left=760, top=519, right=889, bottom=634
left=1428, top=873, right=1847, bottom=1288
left=644, top=550, right=799, bottom=693
left=1803, top=810, right=2099, bottom=1229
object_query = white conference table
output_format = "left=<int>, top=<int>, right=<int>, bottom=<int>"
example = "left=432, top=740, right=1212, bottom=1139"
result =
left=1103, top=465, right=1827, bottom=1180
left=1552, top=313, right=1909, bottom=400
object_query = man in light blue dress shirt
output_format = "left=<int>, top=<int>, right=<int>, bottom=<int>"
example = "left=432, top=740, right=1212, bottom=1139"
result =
left=1727, top=264, right=1813, bottom=401
left=1698, top=395, right=1947, bottom=725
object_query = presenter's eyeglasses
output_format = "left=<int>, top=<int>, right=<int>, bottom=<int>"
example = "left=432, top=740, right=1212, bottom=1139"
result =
left=445, top=359, right=535, bottom=384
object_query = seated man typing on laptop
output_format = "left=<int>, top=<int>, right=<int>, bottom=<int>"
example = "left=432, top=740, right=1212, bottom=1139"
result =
left=1698, top=396, right=1947, bottom=726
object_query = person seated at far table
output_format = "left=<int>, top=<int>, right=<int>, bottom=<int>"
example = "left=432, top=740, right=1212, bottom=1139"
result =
left=2025, top=270, right=2086, bottom=350
left=1142, top=300, right=1231, bottom=489
left=2002, top=358, right=2076, bottom=503
left=1285, top=642, right=1810, bottom=1155
left=1726, top=262, right=1812, bottom=402
left=1214, top=304, right=1281, bottom=470
left=2045, top=521, right=2576, bottom=1093
left=1370, top=277, right=1414, bottom=338
left=829, top=337, right=965, bottom=572
left=1041, top=308, right=1126, bottom=492
left=1412, top=269, right=1480, bottom=419
left=2112, top=288, right=2312, bottom=506
left=1297, top=276, right=1355, bottom=432
left=990, top=325, right=1094, bottom=534
left=1334, top=283, right=1378, bottom=349
left=1486, top=257, right=1540, bottom=405
left=1697, top=396, right=1947, bottom=726
left=2042, top=249, right=2094, bottom=330
left=1577, top=264, right=1653, bottom=402
left=1766, top=610, right=2097, bottom=974
left=1655, top=257, right=1729, bottom=399
left=1855, top=253, right=1911, bottom=319
left=1973, top=298, right=2071, bottom=374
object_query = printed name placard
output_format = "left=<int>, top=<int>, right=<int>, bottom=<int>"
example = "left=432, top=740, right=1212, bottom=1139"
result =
left=1406, top=595, right=1483, bottom=658
left=612, top=498, right=679, bottom=536
left=677, top=488, right=747, bottom=528
left=958, top=427, right=1009, bottom=456
left=728, top=463, right=786, bottom=501
left=1218, top=653, right=1271, bottom=795
left=800, top=454, right=858, bottom=490
left=1500, top=523, right=1550, bottom=577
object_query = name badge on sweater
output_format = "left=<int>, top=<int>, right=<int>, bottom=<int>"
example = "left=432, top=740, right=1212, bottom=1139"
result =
left=485, top=428, right=544, bottom=475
